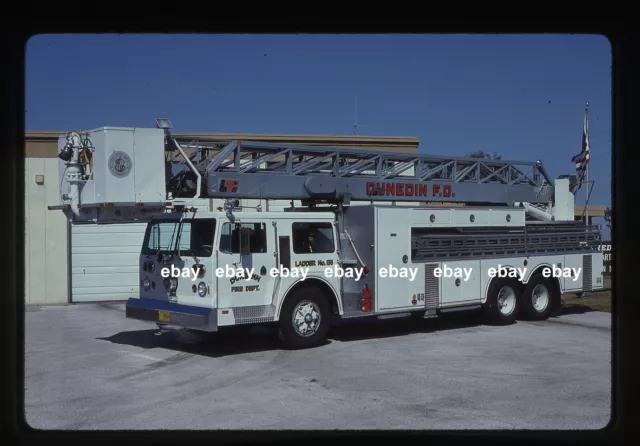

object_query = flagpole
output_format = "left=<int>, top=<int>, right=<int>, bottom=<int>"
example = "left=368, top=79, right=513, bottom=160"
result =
left=585, top=102, right=589, bottom=224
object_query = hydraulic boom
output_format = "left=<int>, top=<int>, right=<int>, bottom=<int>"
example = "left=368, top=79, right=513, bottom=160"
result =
left=168, top=134, right=555, bottom=205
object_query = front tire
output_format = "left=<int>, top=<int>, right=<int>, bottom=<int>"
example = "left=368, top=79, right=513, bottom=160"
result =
left=520, top=274, right=554, bottom=320
left=483, top=278, right=521, bottom=325
left=278, top=287, right=331, bottom=350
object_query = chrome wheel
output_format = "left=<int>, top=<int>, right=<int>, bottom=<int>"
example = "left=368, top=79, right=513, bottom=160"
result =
left=531, top=283, right=550, bottom=312
left=292, top=300, right=321, bottom=337
left=497, top=286, right=516, bottom=316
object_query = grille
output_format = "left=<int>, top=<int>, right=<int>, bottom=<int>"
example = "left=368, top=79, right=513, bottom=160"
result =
left=582, top=254, right=593, bottom=291
left=425, top=264, right=440, bottom=309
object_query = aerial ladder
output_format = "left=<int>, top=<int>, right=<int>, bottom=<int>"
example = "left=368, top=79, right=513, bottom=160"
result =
left=49, top=118, right=576, bottom=223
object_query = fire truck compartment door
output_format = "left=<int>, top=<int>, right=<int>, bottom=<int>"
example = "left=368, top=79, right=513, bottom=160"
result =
left=375, top=208, right=416, bottom=312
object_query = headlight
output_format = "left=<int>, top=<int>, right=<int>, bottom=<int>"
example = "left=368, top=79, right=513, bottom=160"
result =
left=143, top=277, right=151, bottom=290
left=198, top=281, right=207, bottom=297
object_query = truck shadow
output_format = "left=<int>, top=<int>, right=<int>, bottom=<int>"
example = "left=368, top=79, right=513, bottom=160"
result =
left=97, top=312, right=496, bottom=357
left=328, top=311, right=487, bottom=343
left=97, top=306, right=590, bottom=358
left=97, top=326, right=285, bottom=359
left=553, top=305, right=598, bottom=316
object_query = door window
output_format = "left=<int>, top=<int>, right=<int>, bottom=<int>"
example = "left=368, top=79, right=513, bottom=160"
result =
left=220, top=222, right=267, bottom=253
left=292, top=222, right=334, bottom=254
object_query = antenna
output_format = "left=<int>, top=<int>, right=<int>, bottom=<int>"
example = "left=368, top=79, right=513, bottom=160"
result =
left=353, top=95, right=369, bottom=135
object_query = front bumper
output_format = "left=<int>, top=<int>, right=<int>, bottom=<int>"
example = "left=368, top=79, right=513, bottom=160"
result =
left=125, top=298, right=218, bottom=332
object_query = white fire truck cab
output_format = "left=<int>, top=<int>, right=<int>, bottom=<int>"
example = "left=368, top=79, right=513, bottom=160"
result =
left=131, top=207, right=342, bottom=348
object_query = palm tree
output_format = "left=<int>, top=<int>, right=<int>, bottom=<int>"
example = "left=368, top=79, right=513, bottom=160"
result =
left=604, top=207, right=611, bottom=232
left=465, top=151, right=502, bottom=160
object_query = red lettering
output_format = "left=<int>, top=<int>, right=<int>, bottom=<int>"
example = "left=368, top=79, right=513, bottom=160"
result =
left=405, top=184, right=414, bottom=196
left=386, top=183, right=395, bottom=196
left=365, top=182, right=453, bottom=198
left=366, top=182, right=374, bottom=195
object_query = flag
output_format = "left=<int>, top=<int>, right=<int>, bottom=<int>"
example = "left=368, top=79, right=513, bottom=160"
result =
left=571, top=108, right=590, bottom=193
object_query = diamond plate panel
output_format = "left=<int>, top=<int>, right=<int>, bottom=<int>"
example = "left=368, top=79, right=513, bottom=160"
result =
left=232, top=305, right=277, bottom=324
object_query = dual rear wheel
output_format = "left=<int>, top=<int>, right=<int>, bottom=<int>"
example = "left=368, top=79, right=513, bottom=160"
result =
left=278, top=274, right=558, bottom=349
left=483, top=273, right=556, bottom=324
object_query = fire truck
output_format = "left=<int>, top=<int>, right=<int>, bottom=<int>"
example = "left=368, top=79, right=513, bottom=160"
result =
left=50, top=119, right=604, bottom=349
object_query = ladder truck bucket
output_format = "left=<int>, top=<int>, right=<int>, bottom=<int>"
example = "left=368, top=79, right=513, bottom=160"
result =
left=49, top=125, right=173, bottom=223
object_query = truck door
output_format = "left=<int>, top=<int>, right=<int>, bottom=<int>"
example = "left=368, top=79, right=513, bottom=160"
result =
left=217, top=220, right=275, bottom=308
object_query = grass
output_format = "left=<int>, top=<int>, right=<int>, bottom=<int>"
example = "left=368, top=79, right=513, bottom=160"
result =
left=561, top=290, right=612, bottom=313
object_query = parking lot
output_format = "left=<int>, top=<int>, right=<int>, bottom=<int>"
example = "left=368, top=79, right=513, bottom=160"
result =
left=24, top=302, right=611, bottom=430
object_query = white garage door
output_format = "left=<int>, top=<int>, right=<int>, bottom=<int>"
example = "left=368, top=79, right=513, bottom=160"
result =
left=71, top=222, right=148, bottom=302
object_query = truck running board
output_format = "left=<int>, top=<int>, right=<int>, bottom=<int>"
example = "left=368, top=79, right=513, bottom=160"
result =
left=438, top=304, right=482, bottom=313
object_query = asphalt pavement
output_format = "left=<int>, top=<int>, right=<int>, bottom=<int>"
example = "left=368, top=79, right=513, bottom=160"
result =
left=24, top=302, right=611, bottom=430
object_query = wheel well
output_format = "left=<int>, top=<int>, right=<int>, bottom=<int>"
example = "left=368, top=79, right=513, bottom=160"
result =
left=279, top=278, right=340, bottom=317
left=482, top=265, right=561, bottom=305
left=483, top=266, right=525, bottom=303
left=527, top=265, right=562, bottom=295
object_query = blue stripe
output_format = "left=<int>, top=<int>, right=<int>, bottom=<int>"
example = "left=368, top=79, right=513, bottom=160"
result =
left=126, top=297, right=212, bottom=317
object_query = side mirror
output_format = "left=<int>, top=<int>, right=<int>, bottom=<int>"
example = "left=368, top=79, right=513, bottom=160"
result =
left=240, top=227, right=251, bottom=256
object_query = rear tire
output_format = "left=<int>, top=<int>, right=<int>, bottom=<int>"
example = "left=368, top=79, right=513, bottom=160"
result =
left=278, top=286, right=331, bottom=350
left=483, top=278, right=521, bottom=325
left=520, top=273, right=554, bottom=320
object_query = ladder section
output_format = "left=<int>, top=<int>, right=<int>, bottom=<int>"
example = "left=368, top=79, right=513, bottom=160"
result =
left=411, top=222, right=601, bottom=261
left=169, top=135, right=555, bottom=205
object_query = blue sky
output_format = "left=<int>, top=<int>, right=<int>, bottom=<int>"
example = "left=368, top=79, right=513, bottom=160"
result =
left=25, top=33, right=612, bottom=235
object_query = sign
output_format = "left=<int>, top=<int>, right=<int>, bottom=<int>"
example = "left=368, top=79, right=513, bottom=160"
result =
left=599, top=241, right=612, bottom=273
left=366, top=182, right=455, bottom=198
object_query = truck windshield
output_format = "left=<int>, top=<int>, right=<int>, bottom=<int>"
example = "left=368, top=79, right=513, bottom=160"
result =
left=142, top=218, right=216, bottom=257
